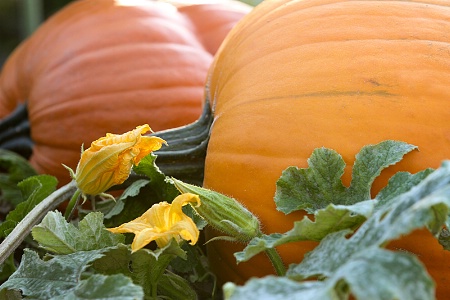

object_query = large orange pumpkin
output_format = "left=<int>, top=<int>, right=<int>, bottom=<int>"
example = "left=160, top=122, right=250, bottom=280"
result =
left=0, top=0, right=251, bottom=185
left=202, top=0, right=450, bottom=298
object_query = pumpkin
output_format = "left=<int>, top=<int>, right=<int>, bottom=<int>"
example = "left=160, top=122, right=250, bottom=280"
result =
left=0, top=0, right=251, bottom=185
left=199, top=0, right=450, bottom=298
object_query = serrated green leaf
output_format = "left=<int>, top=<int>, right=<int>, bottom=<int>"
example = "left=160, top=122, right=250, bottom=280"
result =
left=224, top=277, right=339, bottom=300
left=31, top=211, right=124, bottom=254
left=51, top=274, right=144, bottom=300
left=235, top=200, right=375, bottom=263
left=0, top=149, right=37, bottom=205
left=284, top=162, right=450, bottom=298
left=275, top=147, right=347, bottom=214
left=275, top=141, right=417, bottom=214
left=348, top=141, right=417, bottom=200
left=0, top=249, right=107, bottom=299
left=0, top=175, right=57, bottom=238
left=375, top=169, right=434, bottom=207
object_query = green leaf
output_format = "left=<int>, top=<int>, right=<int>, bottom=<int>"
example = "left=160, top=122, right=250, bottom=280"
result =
left=285, top=162, right=450, bottom=297
left=92, top=240, right=187, bottom=299
left=224, top=277, right=339, bottom=300
left=0, top=175, right=57, bottom=238
left=235, top=200, right=375, bottom=263
left=0, top=149, right=37, bottom=206
left=331, top=247, right=434, bottom=300
left=104, top=154, right=180, bottom=229
left=375, top=169, right=434, bottom=207
left=32, top=211, right=124, bottom=254
left=102, top=179, right=150, bottom=219
left=133, top=153, right=179, bottom=202
left=158, top=271, right=198, bottom=300
left=51, top=274, right=144, bottom=300
left=0, top=249, right=107, bottom=299
left=275, top=141, right=417, bottom=214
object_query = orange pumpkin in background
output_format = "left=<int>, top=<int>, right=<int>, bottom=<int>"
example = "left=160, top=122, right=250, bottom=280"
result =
left=202, top=0, right=450, bottom=298
left=0, top=0, right=251, bottom=185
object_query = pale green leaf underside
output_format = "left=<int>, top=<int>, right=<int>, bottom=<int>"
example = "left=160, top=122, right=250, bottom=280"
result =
left=0, top=249, right=107, bottom=299
left=235, top=200, right=374, bottom=263
left=51, top=274, right=144, bottom=300
left=31, top=211, right=124, bottom=255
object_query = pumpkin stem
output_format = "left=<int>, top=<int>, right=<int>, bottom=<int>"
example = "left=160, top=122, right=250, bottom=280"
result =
left=147, top=101, right=212, bottom=186
left=0, top=103, right=33, bottom=159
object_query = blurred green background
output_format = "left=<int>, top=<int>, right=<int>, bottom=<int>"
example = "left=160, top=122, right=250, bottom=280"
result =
left=0, top=0, right=262, bottom=67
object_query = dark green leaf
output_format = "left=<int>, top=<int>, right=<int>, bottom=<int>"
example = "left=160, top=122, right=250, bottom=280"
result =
left=133, top=153, right=179, bottom=202
left=158, top=272, right=198, bottom=300
left=0, top=175, right=57, bottom=238
left=0, top=149, right=37, bottom=205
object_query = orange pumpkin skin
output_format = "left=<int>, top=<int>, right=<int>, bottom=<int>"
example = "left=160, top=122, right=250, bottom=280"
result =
left=0, top=0, right=251, bottom=185
left=203, top=0, right=450, bottom=298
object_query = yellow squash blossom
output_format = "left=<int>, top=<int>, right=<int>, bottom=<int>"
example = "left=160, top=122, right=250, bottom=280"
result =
left=66, top=124, right=166, bottom=197
left=107, top=193, right=201, bottom=252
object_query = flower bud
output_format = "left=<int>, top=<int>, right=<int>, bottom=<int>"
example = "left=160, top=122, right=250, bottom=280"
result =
left=171, top=178, right=261, bottom=242
left=66, top=124, right=166, bottom=196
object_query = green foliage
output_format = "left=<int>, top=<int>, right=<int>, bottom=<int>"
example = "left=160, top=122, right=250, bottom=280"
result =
left=32, top=211, right=124, bottom=254
left=275, top=140, right=417, bottom=214
left=0, top=149, right=37, bottom=205
left=0, top=141, right=448, bottom=299
left=227, top=141, right=450, bottom=299
left=0, top=174, right=57, bottom=238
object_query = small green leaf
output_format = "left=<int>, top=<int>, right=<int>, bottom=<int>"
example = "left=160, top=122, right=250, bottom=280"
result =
left=275, top=141, right=417, bottom=214
left=52, top=274, right=144, bottom=300
left=133, top=153, right=179, bottom=202
left=0, top=175, right=57, bottom=238
left=31, top=211, right=124, bottom=254
left=0, top=249, right=106, bottom=299
left=375, top=169, right=434, bottom=207
left=103, top=179, right=150, bottom=219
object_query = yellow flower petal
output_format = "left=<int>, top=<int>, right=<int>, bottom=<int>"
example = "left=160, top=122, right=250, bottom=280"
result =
left=107, top=193, right=201, bottom=252
left=72, top=125, right=166, bottom=196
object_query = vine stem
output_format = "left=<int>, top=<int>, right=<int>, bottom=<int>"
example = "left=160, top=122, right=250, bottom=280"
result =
left=0, top=180, right=78, bottom=265
left=264, top=248, right=287, bottom=276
